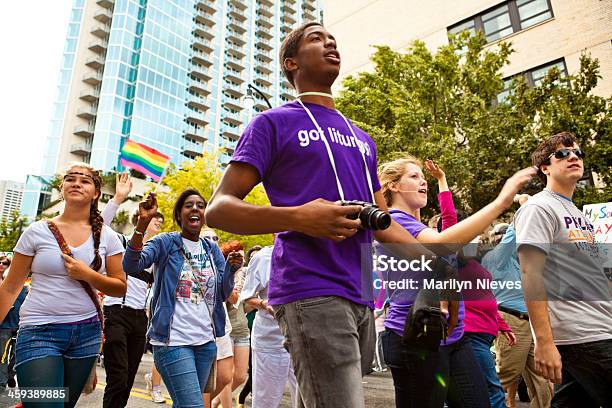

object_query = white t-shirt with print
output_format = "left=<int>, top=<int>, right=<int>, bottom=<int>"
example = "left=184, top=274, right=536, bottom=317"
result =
left=14, top=220, right=124, bottom=326
left=151, top=238, right=215, bottom=346
left=514, top=190, right=612, bottom=345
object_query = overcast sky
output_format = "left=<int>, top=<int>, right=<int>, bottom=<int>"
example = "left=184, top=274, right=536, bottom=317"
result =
left=0, top=1, right=72, bottom=183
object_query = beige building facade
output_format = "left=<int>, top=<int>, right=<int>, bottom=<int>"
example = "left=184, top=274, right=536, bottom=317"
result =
left=324, top=0, right=612, bottom=97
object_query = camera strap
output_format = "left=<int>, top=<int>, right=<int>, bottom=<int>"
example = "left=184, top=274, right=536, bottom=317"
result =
left=296, top=99, right=376, bottom=203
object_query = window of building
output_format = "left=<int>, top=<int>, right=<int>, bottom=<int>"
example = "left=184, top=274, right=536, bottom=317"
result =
left=496, top=58, right=567, bottom=103
left=517, top=0, right=553, bottom=29
left=448, top=0, right=553, bottom=43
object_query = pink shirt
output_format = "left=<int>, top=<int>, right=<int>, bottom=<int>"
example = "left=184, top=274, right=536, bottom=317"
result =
left=459, top=259, right=511, bottom=336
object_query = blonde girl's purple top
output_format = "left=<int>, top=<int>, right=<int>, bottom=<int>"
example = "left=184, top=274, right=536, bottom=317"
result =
left=378, top=191, right=466, bottom=344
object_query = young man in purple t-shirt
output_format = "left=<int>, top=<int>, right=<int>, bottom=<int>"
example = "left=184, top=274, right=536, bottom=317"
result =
left=206, top=22, right=530, bottom=407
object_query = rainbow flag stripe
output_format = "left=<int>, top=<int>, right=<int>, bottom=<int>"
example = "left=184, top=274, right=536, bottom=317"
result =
left=119, top=139, right=170, bottom=181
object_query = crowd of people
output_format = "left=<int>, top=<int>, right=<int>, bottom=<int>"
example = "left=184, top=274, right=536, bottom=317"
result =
left=0, top=21, right=610, bottom=408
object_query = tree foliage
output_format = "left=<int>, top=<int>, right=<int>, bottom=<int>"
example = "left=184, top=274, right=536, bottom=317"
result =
left=336, top=32, right=611, bottom=216
left=0, top=211, right=30, bottom=252
left=154, top=152, right=273, bottom=249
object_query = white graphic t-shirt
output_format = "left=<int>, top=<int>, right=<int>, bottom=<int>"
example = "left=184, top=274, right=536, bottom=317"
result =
left=150, top=238, right=215, bottom=346
left=514, top=190, right=612, bottom=345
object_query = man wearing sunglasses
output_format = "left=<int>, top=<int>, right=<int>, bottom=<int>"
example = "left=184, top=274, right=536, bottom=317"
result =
left=514, top=131, right=612, bottom=406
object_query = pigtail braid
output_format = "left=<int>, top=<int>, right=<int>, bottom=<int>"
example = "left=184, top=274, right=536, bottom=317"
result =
left=89, top=199, right=104, bottom=271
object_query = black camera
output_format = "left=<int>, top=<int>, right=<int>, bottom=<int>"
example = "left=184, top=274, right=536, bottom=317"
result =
left=341, top=200, right=391, bottom=231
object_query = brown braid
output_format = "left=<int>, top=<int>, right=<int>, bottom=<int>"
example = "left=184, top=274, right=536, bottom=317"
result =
left=89, top=169, right=104, bottom=271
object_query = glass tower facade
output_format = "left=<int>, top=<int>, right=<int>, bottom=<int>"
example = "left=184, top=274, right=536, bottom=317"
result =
left=22, top=0, right=323, bottom=219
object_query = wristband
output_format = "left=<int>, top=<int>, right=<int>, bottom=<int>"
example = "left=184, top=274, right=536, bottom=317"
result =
left=132, top=229, right=145, bottom=236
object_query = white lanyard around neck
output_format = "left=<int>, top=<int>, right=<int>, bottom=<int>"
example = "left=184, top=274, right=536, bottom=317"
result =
left=296, top=98, right=376, bottom=203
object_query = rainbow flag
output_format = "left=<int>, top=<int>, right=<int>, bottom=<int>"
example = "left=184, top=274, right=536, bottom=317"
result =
left=119, top=139, right=170, bottom=181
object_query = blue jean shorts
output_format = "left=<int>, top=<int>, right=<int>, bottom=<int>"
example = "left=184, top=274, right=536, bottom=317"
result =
left=15, top=319, right=102, bottom=368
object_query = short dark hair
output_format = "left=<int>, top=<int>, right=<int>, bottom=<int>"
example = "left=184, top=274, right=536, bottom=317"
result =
left=173, top=189, right=206, bottom=228
left=279, top=21, right=323, bottom=87
left=245, top=245, right=262, bottom=266
left=532, top=131, right=578, bottom=183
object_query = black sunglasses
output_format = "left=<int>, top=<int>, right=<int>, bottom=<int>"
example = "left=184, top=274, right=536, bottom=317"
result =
left=548, top=148, right=585, bottom=161
left=0, top=261, right=10, bottom=266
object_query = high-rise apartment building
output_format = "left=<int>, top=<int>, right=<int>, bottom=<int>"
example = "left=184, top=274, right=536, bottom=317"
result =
left=22, top=0, right=323, bottom=219
left=325, top=0, right=611, bottom=98
left=0, top=181, right=24, bottom=221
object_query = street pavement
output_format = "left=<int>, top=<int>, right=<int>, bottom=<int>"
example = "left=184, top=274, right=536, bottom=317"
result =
left=1, top=353, right=531, bottom=407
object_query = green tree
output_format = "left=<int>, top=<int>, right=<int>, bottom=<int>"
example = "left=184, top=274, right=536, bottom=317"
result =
left=0, top=211, right=30, bottom=252
left=336, top=32, right=611, bottom=215
left=154, top=152, right=273, bottom=249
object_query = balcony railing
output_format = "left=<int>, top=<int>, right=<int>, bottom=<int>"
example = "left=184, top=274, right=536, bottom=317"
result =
left=186, top=108, right=210, bottom=127
left=221, top=125, right=241, bottom=141
left=256, top=13, right=272, bottom=27
left=257, top=4, right=273, bottom=17
left=73, top=125, right=95, bottom=138
left=225, top=53, right=245, bottom=69
left=85, top=56, right=105, bottom=69
left=79, top=88, right=100, bottom=102
left=182, top=139, right=204, bottom=157
left=93, top=8, right=112, bottom=24
left=225, top=68, right=243, bottom=83
left=228, top=17, right=246, bottom=33
left=70, top=143, right=92, bottom=155
left=196, top=0, right=215, bottom=14
left=223, top=109, right=242, bottom=125
left=76, top=107, right=98, bottom=119
left=82, top=71, right=103, bottom=85
left=303, top=9, right=317, bottom=21
left=224, top=81, right=243, bottom=97
left=184, top=126, right=208, bottom=142
left=303, top=0, right=316, bottom=11
left=255, top=49, right=272, bottom=62
left=226, top=42, right=245, bottom=58
left=91, top=24, right=110, bottom=39
left=187, top=94, right=209, bottom=111
left=228, top=5, right=247, bottom=21
left=188, top=79, right=210, bottom=95
left=229, top=0, right=247, bottom=10
left=191, top=64, right=212, bottom=80
left=88, top=39, right=107, bottom=54
left=96, top=0, right=114, bottom=9
left=195, top=14, right=215, bottom=27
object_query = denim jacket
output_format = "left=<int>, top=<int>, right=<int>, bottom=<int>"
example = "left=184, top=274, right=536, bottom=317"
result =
left=123, top=232, right=236, bottom=343
left=0, top=287, right=27, bottom=329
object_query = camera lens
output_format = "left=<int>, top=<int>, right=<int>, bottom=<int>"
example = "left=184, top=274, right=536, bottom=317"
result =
left=360, top=206, right=391, bottom=230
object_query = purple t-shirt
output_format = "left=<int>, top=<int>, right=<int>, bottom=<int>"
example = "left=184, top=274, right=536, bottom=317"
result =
left=231, top=101, right=381, bottom=306
left=378, top=209, right=465, bottom=344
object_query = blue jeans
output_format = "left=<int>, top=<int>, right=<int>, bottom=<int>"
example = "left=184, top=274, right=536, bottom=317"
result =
left=153, top=342, right=217, bottom=408
left=14, top=320, right=102, bottom=408
left=465, top=332, right=506, bottom=408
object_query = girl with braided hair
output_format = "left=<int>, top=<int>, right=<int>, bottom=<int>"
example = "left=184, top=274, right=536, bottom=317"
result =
left=0, top=162, right=127, bottom=407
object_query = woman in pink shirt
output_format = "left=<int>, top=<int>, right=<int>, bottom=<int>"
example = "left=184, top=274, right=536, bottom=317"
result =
left=456, top=228, right=516, bottom=408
